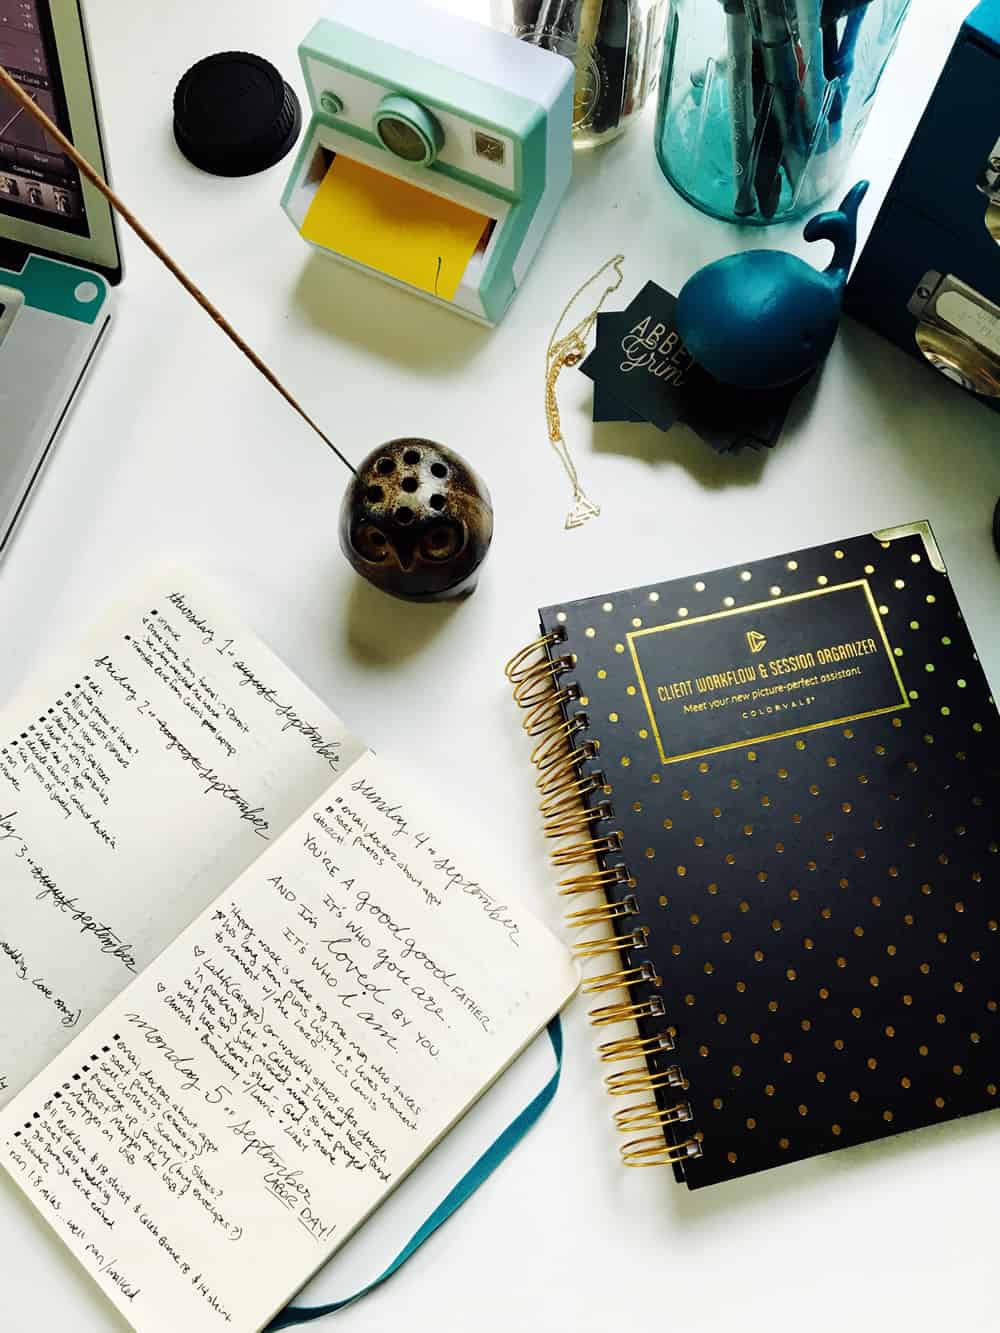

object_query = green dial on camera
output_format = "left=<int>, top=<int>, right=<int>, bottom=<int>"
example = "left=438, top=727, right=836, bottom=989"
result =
left=373, top=93, right=444, bottom=165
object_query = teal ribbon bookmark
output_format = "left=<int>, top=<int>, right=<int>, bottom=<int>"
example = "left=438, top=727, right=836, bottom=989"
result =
left=267, top=1017, right=564, bottom=1329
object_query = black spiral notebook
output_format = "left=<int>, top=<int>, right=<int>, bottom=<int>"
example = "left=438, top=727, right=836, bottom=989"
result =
left=506, top=522, right=1000, bottom=1189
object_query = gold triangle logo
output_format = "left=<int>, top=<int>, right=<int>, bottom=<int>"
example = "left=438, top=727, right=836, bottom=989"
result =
left=746, top=630, right=768, bottom=654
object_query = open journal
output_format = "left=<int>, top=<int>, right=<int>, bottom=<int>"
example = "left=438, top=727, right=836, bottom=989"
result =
left=0, top=571, right=576, bottom=1332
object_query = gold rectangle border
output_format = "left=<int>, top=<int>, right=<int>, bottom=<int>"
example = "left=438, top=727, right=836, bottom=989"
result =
left=626, top=580, right=910, bottom=766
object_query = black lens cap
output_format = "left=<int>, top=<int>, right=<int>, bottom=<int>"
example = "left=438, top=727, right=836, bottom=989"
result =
left=173, top=51, right=302, bottom=177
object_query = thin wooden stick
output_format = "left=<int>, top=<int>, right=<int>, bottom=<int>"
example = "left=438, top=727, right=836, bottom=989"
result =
left=0, top=63, right=357, bottom=476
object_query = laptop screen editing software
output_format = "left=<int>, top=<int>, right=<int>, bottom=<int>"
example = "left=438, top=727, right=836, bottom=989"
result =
left=0, top=0, right=88, bottom=235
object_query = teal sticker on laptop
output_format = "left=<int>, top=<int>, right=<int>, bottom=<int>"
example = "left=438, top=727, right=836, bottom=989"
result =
left=0, top=0, right=122, bottom=560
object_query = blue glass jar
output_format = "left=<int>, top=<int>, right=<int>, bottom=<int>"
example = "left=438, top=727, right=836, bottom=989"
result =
left=654, top=0, right=911, bottom=224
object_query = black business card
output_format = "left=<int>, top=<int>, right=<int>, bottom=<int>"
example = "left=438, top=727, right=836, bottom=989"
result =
left=579, top=289, right=694, bottom=433
left=587, top=290, right=679, bottom=425
left=592, top=383, right=645, bottom=423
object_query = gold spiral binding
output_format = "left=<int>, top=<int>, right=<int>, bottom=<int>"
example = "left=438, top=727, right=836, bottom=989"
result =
left=550, top=834, right=622, bottom=867
left=543, top=804, right=611, bottom=838
left=604, top=1064, right=683, bottom=1096
left=564, top=898, right=636, bottom=930
left=511, top=650, right=567, bottom=693
left=589, top=996, right=665, bottom=1028
left=573, top=928, right=647, bottom=961
left=557, top=866, right=627, bottom=896
left=581, top=963, right=662, bottom=994
left=512, top=656, right=572, bottom=707
left=599, top=1032, right=674, bottom=1063
left=505, top=632, right=564, bottom=683
left=541, top=741, right=594, bottom=789
left=508, top=630, right=698, bottom=1177
left=539, top=776, right=603, bottom=819
left=621, top=1137, right=703, bottom=1168
left=614, top=1101, right=691, bottom=1132
left=522, top=687, right=578, bottom=736
left=531, top=717, right=588, bottom=770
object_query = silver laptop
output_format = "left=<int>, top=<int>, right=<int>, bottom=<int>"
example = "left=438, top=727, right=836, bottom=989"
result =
left=0, top=0, right=121, bottom=559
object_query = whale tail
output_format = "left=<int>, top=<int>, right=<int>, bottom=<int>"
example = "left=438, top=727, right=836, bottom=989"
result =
left=803, top=180, right=870, bottom=287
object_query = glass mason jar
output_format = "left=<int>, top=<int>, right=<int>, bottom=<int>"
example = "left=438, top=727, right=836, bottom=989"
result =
left=654, top=0, right=911, bottom=223
left=492, top=0, right=669, bottom=148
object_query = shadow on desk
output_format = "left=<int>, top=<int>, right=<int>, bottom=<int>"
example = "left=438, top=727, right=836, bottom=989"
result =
left=588, top=369, right=820, bottom=491
left=591, top=420, right=767, bottom=490
left=342, top=574, right=460, bottom=666
left=664, top=1105, right=997, bottom=1229
left=290, top=255, right=492, bottom=375
left=839, top=319, right=1000, bottom=504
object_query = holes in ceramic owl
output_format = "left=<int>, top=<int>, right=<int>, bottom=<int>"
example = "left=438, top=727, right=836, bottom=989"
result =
left=341, top=439, right=492, bottom=600
left=421, top=523, right=465, bottom=562
left=353, top=526, right=390, bottom=562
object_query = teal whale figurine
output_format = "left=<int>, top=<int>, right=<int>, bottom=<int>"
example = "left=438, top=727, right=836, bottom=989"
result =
left=676, top=181, right=870, bottom=390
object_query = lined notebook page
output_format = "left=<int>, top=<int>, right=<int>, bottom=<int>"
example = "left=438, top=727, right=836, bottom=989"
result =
left=0, top=749, right=577, bottom=1332
left=0, top=571, right=365, bottom=1106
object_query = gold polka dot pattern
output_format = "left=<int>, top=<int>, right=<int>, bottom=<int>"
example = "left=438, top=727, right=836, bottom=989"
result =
left=518, top=529, right=1000, bottom=1187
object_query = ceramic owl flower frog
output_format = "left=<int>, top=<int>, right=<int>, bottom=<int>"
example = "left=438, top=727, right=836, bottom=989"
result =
left=340, top=439, right=494, bottom=601
left=676, top=181, right=870, bottom=390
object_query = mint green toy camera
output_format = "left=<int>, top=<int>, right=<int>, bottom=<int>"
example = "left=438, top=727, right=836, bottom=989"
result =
left=282, top=0, right=573, bottom=325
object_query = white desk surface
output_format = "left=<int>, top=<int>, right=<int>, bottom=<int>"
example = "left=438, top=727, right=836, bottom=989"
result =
left=3, top=1, right=1000, bottom=1330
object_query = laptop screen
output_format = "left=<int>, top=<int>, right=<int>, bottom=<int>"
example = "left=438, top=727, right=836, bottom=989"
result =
left=0, top=0, right=87, bottom=236
left=0, top=0, right=119, bottom=282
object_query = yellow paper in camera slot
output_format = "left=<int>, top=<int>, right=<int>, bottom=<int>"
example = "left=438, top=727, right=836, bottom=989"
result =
left=300, top=155, right=490, bottom=301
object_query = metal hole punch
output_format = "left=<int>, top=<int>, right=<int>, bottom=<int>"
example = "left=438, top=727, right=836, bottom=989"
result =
left=976, top=137, right=1000, bottom=246
left=908, top=271, right=1000, bottom=398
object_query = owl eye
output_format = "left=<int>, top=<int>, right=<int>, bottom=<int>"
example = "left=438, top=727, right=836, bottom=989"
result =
left=352, top=524, right=391, bottom=563
left=420, top=522, right=465, bottom=562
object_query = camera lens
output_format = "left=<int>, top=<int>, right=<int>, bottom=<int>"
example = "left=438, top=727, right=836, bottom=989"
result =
left=373, top=94, right=444, bottom=167
left=377, top=116, right=428, bottom=162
